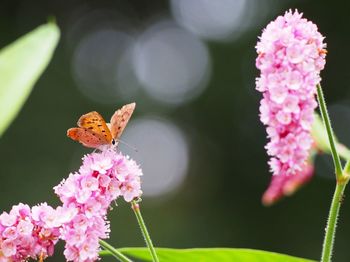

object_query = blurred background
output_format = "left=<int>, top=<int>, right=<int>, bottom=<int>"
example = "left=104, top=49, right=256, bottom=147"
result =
left=1, top=0, right=350, bottom=261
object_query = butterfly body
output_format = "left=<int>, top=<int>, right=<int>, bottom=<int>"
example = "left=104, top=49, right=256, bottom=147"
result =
left=67, top=103, right=135, bottom=149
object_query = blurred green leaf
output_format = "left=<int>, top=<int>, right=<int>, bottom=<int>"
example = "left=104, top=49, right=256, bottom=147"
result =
left=311, top=113, right=350, bottom=161
left=0, top=22, right=60, bottom=137
left=311, top=113, right=331, bottom=153
left=101, top=248, right=315, bottom=262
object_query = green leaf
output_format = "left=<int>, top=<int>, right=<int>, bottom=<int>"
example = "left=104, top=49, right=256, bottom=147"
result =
left=0, top=22, right=60, bottom=137
left=311, top=113, right=331, bottom=153
left=100, top=248, right=315, bottom=262
left=312, top=113, right=350, bottom=161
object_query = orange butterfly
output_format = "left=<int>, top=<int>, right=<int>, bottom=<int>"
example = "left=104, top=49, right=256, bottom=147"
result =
left=67, top=103, right=135, bottom=149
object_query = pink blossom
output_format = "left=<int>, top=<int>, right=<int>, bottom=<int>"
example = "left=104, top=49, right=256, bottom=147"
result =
left=0, top=203, right=65, bottom=261
left=1, top=240, right=16, bottom=257
left=0, top=213, right=16, bottom=227
left=0, top=148, right=143, bottom=262
left=55, top=149, right=143, bottom=262
left=256, top=9, right=326, bottom=176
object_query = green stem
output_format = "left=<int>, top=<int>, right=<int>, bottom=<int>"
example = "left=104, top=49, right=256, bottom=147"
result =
left=317, top=83, right=350, bottom=261
left=131, top=200, right=159, bottom=262
left=316, top=84, right=343, bottom=180
left=99, top=240, right=133, bottom=262
left=321, top=182, right=347, bottom=262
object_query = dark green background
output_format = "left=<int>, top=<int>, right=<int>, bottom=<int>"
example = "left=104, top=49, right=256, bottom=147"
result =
left=1, top=1, right=350, bottom=261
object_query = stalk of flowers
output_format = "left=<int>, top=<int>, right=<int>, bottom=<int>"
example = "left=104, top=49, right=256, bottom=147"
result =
left=256, top=10, right=326, bottom=178
left=0, top=203, right=73, bottom=262
left=54, top=148, right=143, bottom=262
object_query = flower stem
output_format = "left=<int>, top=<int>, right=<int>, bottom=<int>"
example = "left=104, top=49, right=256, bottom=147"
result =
left=317, top=83, right=350, bottom=261
left=99, top=240, right=132, bottom=262
left=316, top=84, right=343, bottom=180
left=321, top=182, right=347, bottom=262
left=131, top=200, right=159, bottom=262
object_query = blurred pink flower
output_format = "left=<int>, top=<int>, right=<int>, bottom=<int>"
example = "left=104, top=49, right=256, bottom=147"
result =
left=256, top=9, right=326, bottom=177
left=55, top=149, right=143, bottom=261
left=0, top=203, right=67, bottom=261
left=262, top=157, right=315, bottom=206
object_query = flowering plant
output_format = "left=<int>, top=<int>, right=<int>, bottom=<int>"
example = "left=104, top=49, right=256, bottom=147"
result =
left=0, top=148, right=145, bottom=261
left=256, top=10, right=350, bottom=262
left=0, top=9, right=348, bottom=262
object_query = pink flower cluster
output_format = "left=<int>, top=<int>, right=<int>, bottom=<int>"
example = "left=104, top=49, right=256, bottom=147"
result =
left=256, top=10, right=326, bottom=176
left=54, top=149, right=143, bottom=261
left=0, top=203, right=71, bottom=261
left=0, top=149, right=143, bottom=262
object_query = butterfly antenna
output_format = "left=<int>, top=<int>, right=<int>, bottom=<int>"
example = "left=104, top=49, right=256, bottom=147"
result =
left=117, top=139, right=138, bottom=152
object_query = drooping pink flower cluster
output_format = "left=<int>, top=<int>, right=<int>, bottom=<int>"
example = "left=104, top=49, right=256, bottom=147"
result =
left=256, top=10, right=326, bottom=176
left=0, top=203, right=72, bottom=261
left=262, top=157, right=315, bottom=206
left=54, top=149, right=143, bottom=261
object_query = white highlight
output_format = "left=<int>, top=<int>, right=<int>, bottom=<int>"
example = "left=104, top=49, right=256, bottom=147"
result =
left=133, top=21, right=210, bottom=105
left=120, top=117, right=189, bottom=197
left=71, top=29, right=136, bottom=104
left=171, top=0, right=248, bottom=41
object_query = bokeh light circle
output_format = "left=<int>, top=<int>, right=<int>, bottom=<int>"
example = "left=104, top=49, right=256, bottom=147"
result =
left=71, top=29, right=136, bottom=104
left=170, top=0, right=247, bottom=41
left=120, top=117, right=189, bottom=197
left=133, top=21, right=211, bottom=105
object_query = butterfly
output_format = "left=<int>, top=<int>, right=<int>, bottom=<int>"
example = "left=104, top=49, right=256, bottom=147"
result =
left=67, top=102, right=135, bottom=149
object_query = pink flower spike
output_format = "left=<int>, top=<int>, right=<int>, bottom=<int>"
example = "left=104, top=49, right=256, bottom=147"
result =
left=256, top=9, right=326, bottom=177
left=0, top=148, right=144, bottom=262
left=55, top=148, right=143, bottom=261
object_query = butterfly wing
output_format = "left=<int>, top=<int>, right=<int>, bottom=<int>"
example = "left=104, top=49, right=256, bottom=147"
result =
left=77, top=111, right=113, bottom=144
left=67, top=111, right=113, bottom=149
left=67, top=127, right=106, bottom=149
left=110, top=102, right=135, bottom=141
